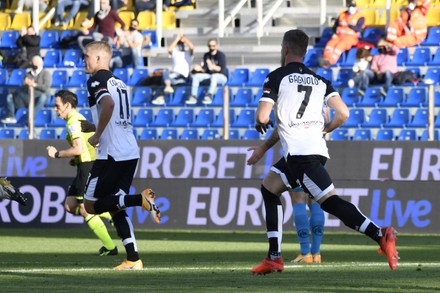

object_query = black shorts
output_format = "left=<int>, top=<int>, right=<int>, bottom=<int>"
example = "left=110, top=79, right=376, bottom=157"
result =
left=286, top=155, right=334, bottom=201
left=271, top=157, right=302, bottom=191
left=68, top=161, right=94, bottom=197
left=84, top=156, right=138, bottom=201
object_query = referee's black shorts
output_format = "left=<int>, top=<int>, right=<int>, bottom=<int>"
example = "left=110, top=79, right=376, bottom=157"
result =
left=68, top=161, right=94, bottom=197
left=85, top=155, right=138, bottom=201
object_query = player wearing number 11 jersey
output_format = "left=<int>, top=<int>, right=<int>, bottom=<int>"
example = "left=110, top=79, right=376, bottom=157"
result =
left=82, top=41, right=161, bottom=270
left=251, top=29, right=399, bottom=275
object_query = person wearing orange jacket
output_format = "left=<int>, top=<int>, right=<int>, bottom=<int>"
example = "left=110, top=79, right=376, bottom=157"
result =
left=386, top=0, right=431, bottom=48
left=319, top=0, right=365, bottom=67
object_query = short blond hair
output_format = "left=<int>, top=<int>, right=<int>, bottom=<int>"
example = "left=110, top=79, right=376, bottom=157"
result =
left=86, top=41, right=112, bottom=60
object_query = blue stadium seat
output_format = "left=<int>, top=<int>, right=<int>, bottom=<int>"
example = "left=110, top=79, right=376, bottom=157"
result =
left=358, top=87, right=382, bottom=107
left=386, top=108, right=411, bottom=128
left=430, top=47, right=440, bottom=66
left=0, top=31, right=19, bottom=48
left=398, top=129, right=417, bottom=141
left=79, top=108, right=92, bottom=121
left=210, top=87, right=231, bottom=106
left=131, top=87, right=153, bottom=106
left=113, top=68, right=130, bottom=84
left=228, top=129, right=240, bottom=139
left=246, top=67, right=270, bottom=86
left=212, top=109, right=236, bottom=127
left=127, top=68, right=149, bottom=86
left=333, top=68, right=353, bottom=87
left=341, top=108, right=366, bottom=128
left=201, top=129, right=220, bottom=140
left=0, top=128, right=15, bottom=139
left=352, top=129, right=372, bottom=140
left=160, top=128, right=178, bottom=139
left=43, top=49, right=62, bottom=68
left=231, top=109, right=255, bottom=128
left=376, top=129, right=395, bottom=141
left=34, top=109, right=53, bottom=127
left=361, top=27, right=384, bottom=46
left=407, top=108, right=428, bottom=128
left=340, top=48, right=357, bottom=67
left=181, top=129, right=199, bottom=140
left=227, top=67, right=249, bottom=86
left=421, top=67, right=440, bottom=85
left=421, top=26, right=440, bottom=46
left=40, top=30, right=59, bottom=49
left=191, top=108, right=215, bottom=127
left=172, top=108, right=194, bottom=127
left=363, top=108, right=389, bottom=128
left=242, top=129, right=261, bottom=140
left=50, top=115, right=66, bottom=127
left=304, top=48, right=323, bottom=68
left=61, top=49, right=84, bottom=68
left=169, top=86, right=190, bottom=106
left=316, top=67, right=333, bottom=83
left=420, top=129, right=439, bottom=141
left=9, top=107, right=28, bottom=126
left=314, top=27, right=334, bottom=48
left=330, top=129, right=350, bottom=140
left=231, top=88, right=253, bottom=107
left=379, top=87, right=405, bottom=107
left=407, top=47, right=431, bottom=66
left=59, top=128, right=66, bottom=139
left=7, top=69, right=26, bottom=87
left=133, top=108, right=153, bottom=127
left=75, top=88, right=89, bottom=107
left=435, top=110, right=440, bottom=127
left=341, top=87, right=360, bottom=107
left=404, top=87, right=426, bottom=107
left=18, top=128, right=29, bottom=139
left=67, top=69, right=87, bottom=87
left=139, top=128, right=158, bottom=140
left=51, top=69, right=69, bottom=88
left=397, top=47, right=409, bottom=66
left=151, top=108, right=174, bottom=127
left=0, top=69, right=8, bottom=85
left=39, top=128, right=57, bottom=139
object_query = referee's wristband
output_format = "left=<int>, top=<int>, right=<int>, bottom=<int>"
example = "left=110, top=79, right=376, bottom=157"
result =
left=55, top=151, right=60, bottom=158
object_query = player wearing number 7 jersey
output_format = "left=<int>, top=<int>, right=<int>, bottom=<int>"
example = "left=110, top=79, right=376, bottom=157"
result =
left=82, top=41, right=161, bottom=270
left=251, top=29, right=399, bottom=275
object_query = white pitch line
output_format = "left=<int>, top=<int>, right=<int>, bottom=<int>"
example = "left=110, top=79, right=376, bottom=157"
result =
left=1, top=262, right=439, bottom=273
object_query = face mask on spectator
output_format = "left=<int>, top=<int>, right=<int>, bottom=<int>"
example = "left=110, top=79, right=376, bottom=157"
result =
left=348, top=6, right=356, bottom=14
left=408, top=2, right=416, bottom=10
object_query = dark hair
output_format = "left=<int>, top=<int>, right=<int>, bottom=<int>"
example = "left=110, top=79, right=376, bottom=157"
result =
left=282, top=29, right=309, bottom=58
left=55, top=90, right=78, bottom=109
left=356, top=48, right=371, bottom=59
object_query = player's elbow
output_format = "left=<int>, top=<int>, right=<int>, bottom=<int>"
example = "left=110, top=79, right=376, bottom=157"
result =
left=340, top=108, right=349, bottom=123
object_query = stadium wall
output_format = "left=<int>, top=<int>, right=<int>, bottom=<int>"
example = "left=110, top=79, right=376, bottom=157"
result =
left=0, top=140, right=439, bottom=233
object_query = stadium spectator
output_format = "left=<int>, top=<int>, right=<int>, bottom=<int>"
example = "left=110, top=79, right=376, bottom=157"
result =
left=82, top=41, right=160, bottom=270
left=151, top=31, right=194, bottom=105
left=163, top=0, right=193, bottom=10
left=15, top=0, right=49, bottom=13
left=53, top=0, right=90, bottom=27
left=46, top=90, right=117, bottom=257
left=318, top=0, right=365, bottom=67
left=81, top=0, right=129, bottom=27
left=185, top=39, right=228, bottom=105
left=347, top=47, right=373, bottom=94
left=2, top=55, right=51, bottom=124
left=247, top=137, right=325, bottom=265
left=77, top=0, right=125, bottom=52
left=386, top=0, right=430, bottom=48
left=370, top=38, right=398, bottom=94
left=134, top=0, right=156, bottom=16
left=110, top=19, right=144, bottom=70
left=14, top=26, right=41, bottom=69
left=251, top=29, right=398, bottom=275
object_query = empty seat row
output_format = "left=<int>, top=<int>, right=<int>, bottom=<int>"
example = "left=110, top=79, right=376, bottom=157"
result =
left=342, top=87, right=440, bottom=108
left=336, top=107, right=440, bottom=129
left=331, top=128, right=439, bottom=141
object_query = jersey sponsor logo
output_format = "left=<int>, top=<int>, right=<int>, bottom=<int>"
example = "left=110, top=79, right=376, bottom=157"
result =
left=91, top=81, right=100, bottom=87
left=288, top=120, right=322, bottom=128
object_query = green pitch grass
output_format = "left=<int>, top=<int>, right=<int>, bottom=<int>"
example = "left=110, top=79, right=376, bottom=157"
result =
left=0, top=229, right=439, bottom=292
